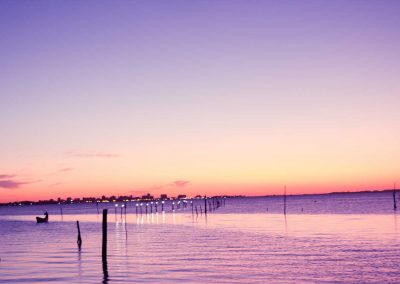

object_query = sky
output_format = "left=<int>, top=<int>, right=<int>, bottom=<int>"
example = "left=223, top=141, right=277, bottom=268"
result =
left=1, top=0, right=400, bottom=202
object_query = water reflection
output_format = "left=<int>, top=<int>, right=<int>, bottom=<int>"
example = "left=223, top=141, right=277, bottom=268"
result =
left=102, top=258, right=109, bottom=284
left=77, top=246, right=82, bottom=284
left=1, top=211, right=400, bottom=283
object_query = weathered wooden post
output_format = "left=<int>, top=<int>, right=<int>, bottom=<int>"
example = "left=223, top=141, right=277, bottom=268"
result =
left=102, top=209, right=108, bottom=261
left=76, top=220, right=82, bottom=248
left=204, top=196, right=207, bottom=214
left=161, top=201, right=164, bottom=212
left=393, top=183, right=397, bottom=210
left=96, top=202, right=99, bottom=214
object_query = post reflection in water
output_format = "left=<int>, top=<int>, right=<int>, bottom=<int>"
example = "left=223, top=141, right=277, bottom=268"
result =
left=284, top=214, right=288, bottom=236
left=77, top=245, right=82, bottom=282
left=102, top=257, right=109, bottom=284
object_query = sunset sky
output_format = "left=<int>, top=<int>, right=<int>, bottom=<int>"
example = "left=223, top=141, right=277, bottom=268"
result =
left=1, top=1, right=400, bottom=202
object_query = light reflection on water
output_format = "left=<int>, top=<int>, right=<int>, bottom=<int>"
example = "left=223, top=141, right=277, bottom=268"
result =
left=1, top=196, right=400, bottom=283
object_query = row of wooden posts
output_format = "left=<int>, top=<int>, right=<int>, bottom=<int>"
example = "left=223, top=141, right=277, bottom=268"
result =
left=75, top=186, right=398, bottom=254
left=105, top=197, right=226, bottom=216
left=74, top=187, right=398, bottom=279
left=74, top=196, right=226, bottom=256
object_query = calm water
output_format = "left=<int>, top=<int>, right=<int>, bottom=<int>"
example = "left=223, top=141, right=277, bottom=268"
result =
left=0, top=192, right=399, bottom=283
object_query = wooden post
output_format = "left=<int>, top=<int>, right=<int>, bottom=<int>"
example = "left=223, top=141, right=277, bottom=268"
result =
left=60, top=204, right=63, bottom=217
left=102, top=209, right=108, bottom=261
left=393, top=183, right=397, bottom=210
left=102, top=211, right=109, bottom=283
left=76, top=220, right=82, bottom=248
left=204, top=196, right=207, bottom=214
left=96, top=202, right=99, bottom=214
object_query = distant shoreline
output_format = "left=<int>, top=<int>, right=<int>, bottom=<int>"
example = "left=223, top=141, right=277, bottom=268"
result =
left=259, top=188, right=396, bottom=198
left=1, top=189, right=396, bottom=206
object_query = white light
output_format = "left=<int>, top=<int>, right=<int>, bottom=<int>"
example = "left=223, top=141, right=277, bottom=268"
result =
left=121, top=204, right=125, bottom=208
left=115, top=204, right=118, bottom=207
left=162, top=201, right=164, bottom=204
left=136, top=204, right=139, bottom=207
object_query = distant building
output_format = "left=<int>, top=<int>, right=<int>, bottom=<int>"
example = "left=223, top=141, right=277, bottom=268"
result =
left=177, top=194, right=187, bottom=199
left=142, top=193, right=154, bottom=200
left=160, top=194, right=168, bottom=200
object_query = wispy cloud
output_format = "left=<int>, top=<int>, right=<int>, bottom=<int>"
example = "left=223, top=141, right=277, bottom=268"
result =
left=57, top=167, right=74, bottom=173
left=68, top=151, right=120, bottom=158
left=0, top=174, right=41, bottom=190
left=151, top=180, right=190, bottom=191
left=168, top=180, right=190, bottom=188
left=132, top=180, right=191, bottom=195
left=0, top=174, right=15, bottom=179
left=47, top=167, right=75, bottom=176
left=0, top=180, right=24, bottom=189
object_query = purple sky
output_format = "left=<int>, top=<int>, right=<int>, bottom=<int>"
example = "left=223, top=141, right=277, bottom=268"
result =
left=1, top=1, right=400, bottom=201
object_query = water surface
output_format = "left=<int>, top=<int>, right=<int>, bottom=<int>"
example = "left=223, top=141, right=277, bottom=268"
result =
left=1, top=193, right=399, bottom=283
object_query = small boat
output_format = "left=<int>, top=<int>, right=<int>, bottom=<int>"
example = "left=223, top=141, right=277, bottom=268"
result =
left=36, top=211, right=49, bottom=223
